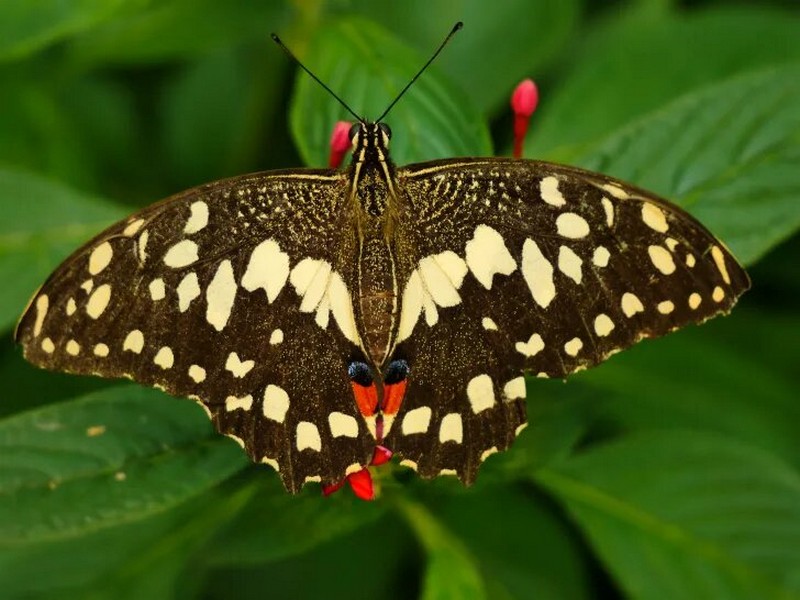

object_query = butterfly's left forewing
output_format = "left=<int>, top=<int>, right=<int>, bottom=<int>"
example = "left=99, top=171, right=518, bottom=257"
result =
left=15, top=171, right=375, bottom=493
left=386, top=158, right=749, bottom=483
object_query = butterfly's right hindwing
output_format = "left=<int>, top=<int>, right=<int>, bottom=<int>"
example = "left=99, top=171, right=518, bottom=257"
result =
left=15, top=171, right=374, bottom=493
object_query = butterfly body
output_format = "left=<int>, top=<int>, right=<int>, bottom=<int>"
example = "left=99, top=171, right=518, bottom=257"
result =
left=16, top=120, right=749, bottom=494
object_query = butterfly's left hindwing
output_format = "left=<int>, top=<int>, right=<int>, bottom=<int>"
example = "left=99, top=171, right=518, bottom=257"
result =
left=385, top=158, right=749, bottom=484
left=15, top=172, right=375, bottom=493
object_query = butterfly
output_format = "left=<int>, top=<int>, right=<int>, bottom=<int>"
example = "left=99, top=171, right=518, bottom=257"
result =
left=14, top=23, right=749, bottom=497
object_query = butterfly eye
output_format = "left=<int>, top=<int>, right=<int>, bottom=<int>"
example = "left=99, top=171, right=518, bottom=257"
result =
left=348, top=123, right=361, bottom=143
left=384, top=359, right=409, bottom=384
left=347, top=360, right=373, bottom=386
left=378, top=122, right=392, bottom=140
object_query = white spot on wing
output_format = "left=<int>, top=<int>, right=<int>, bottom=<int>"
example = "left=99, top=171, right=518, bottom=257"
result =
left=482, top=317, right=498, bottom=331
left=540, top=176, right=566, bottom=207
left=467, top=374, right=496, bottom=414
left=86, top=284, right=112, bottom=319
left=503, top=376, right=526, bottom=400
left=328, top=412, right=359, bottom=438
left=261, top=457, right=279, bottom=472
left=226, top=394, right=253, bottom=411
left=89, top=242, right=113, bottom=275
left=296, top=421, right=321, bottom=452
left=712, top=286, right=725, bottom=302
left=397, top=251, right=468, bottom=342
left=402, top=406, right=432, bottom=434
left=522, top=239, right=556, bottom=308
left=66, top=340, right=80, bottom=356
left=464, top=224, right=517, bottom=289
left=177, top=272, right=200, bottom=312
left=564, top=337, right=583, bottom=356
left=621, top=292, right=644, bottom=317
left=558, top=246, right=583, bottom=284
left=66, top=297, right=76, bottom=316
left=269, top=329, right=284, bottom=345
left=397, top=270, right=424, bottom=342
left=41, top=337, right=55, bottom=353
left=601, top=197, right=614, bottom=227
left=154, top=346, right=174, bottom=369
left=123, top=218, right=145, bottom=237
left=515, top=333, right=544, bottom=357
left=93, top=343, right=109, bottom=357
left=594, top=314, right=615, bottom=337
left=123, top=330, right=144, bottom=353
left=556, top=213, right=590, bottom=239
left=419, top=255, right=463, bottom=306
left=711, top=245, right=731, bottom=284
left=225, top=352, right=254, bottom=378
left=184, top=201, right=209, bottom=234
left=163, top=240, right=199, bottom=268
left=206, top=259, right=237, bottom=331
left=328, top=272, right=360, bottom=344
left=241, top=239, right=290, bottom=303
left=149, top=278, right=166, bottom=301
left=188, top=364, right=206, bottom=383
left=439, top=413, right=463, bottom=444
left=689, top=292, right=702, bottom=309
left=33, top=294, right=49, bottom=337
left=641, top=203, right=669, bottom=232
left=137, top=230, right=149, bottom=264
left=480, top=447, right=498, bottom=461
left=601, top=183, right=629, bottom=199
left=592, top=246, right=610, bottom=267
left=290, top=258, right=359, bottom=344
left=648, top=245, right=676, bottom=275
left=657, top=300, right=675, bottom=314
left=433, top=250, right=469, bottom=288
left=263, top=385, right=290, bottom=423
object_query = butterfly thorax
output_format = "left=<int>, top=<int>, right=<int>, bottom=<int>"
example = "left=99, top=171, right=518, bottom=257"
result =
left=349, top=122, right=400, bottom=366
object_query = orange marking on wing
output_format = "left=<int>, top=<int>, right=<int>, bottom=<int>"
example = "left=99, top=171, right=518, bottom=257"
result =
left=382, top=380, right=407, bottom=415
left=351, top=382, right=378, bottom=416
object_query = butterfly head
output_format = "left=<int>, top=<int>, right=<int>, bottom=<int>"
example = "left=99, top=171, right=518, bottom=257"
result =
left=348, top=121, right=392, bottom=167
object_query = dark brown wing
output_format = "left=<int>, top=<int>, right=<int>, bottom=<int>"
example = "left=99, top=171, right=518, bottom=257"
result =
left=384, top=158, right=749, bottom=483
left=16, top=170, right=374, bottom=493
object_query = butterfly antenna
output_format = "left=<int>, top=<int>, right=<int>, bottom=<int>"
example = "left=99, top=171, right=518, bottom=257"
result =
left=377, top=21, right=463, bottom=122
left=271, top=33, right=363, bottom=123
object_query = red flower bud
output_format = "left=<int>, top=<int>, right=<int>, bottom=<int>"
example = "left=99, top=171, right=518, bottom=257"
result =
left=328, top=121, right=352, bottom=168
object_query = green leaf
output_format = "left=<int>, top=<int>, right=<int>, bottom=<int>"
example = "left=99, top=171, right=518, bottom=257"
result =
left=537, top=430, right=800, bottom=600
left=353, top=0, right=581, bottom=112
left=0, top=168, right=125, bottom=332
left=205, top=476, right=386, bottom=566
left=160, top=46, right=288, bottom=189
left=0, top=484, right=253, bottom=599
left=477, top=377, right=592, bottom=484
left=579, top=310, right=800, bottom=469
left=202, top=512, right=413, bottom=600
left=0, top=0, right=133, bottom=62
left=394, top=497, right=486, bottom=600
left=531, top=7, right=800, bottom=157
left=574, top=63, right=800, bottom=265
left=430, top=485, right=591, bottom=600
left=0, top=384, right=247, bottom=544
left=66, top=0, right=289, bottom=66
left=290, top=17, right=492, bottom=168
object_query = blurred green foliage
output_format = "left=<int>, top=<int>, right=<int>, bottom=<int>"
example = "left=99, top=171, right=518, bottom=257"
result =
left=1, top=1, right=799, bottom=598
